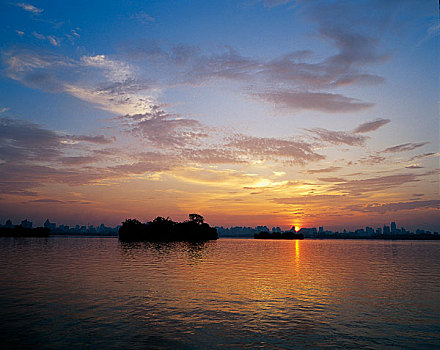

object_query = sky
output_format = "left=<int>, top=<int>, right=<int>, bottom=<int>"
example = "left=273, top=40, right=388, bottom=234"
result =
left=0, top=0, right=438, bottom=231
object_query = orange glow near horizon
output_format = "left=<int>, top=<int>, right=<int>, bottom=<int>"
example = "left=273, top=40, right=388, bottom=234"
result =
left=294, top=226, right=300, bottom=232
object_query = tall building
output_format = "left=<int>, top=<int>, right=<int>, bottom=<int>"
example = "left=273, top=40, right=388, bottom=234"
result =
left=365, top=226, right=374, bottom=235
left=298, top=227, right=317, bottom=237
left=383, top=225, right=390, bottom=234
left=44, top=219, right=56, bottom=231
left=391, top=222, right=397, bottom=234
left=21, top=219, right=32, bottom=229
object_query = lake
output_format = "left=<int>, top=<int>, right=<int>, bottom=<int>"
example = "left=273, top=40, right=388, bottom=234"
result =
left=0, top=237, right=439, bottom=349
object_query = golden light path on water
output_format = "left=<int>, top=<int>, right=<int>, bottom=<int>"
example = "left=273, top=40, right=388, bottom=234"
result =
left=0, top=237, right=439, bottom=348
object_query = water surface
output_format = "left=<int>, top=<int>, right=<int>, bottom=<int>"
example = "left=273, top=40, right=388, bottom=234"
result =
left=0, top=237, right=439, bottom=349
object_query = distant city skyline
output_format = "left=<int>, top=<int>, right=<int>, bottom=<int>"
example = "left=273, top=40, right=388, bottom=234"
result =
left=1, top=216, right=438, bottom=238
left=0, top=1, right=438, bottom=231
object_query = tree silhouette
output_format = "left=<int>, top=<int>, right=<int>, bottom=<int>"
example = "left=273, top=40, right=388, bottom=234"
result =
left=188, top=213, right=204, bottom=225
left=118, top=214, right=217, bottom=241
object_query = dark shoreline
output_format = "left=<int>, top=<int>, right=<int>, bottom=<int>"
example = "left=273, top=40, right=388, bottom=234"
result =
left=0, top=226, right=50, bottom=238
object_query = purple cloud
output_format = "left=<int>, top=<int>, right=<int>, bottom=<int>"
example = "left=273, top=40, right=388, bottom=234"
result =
left=348, top=200, right=440, bottom=214
left=226, top=134, right=324, bottom=164
left=253, top=90, right=373, bottom=113
left=118, top=106, right=208, bottom=148
left=353, top=118, right=390, bottom=133
left=327, top=174, right=421, bottom=195
left=66, top=135, right=116, bottom=144
left=383, top=142, right=429, bottom=153
left=304, top=166, right=342, bottom=174
left=307, top=128, right=366, bottom=146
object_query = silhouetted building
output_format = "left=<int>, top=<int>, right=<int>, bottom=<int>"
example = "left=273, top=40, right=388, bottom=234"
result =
left=355, top=228, right=367, bottom=236
left=44, top=219, right=56, bottom=231
left=4, top=219, right=13, bottom=228
left=376, top=227, right=382, bottom=235
left=391, top=221, right=397, bottom=234
left=319, top=226, right=324, bottom=233
left=365, top=226, right=374, bottom=236
left=21, top=219, right=32, bottom=229
left=298, top=227, right=317, bottom=237
left=383, top=225, right=390, bottom=234
left=57, top=225, right=70, bottom=233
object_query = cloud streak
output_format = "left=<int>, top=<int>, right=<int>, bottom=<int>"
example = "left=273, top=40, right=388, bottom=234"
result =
left=383, top=142, right=429, bottom=153
left=307, top=128, right=366, bottom=146
left=304, top=166, right=342, bottom=174
left=117, top=106, right=208, bottom=148
left=348, top=200, right=440, bottom=214
left=254, top=90, right=373, bottom=113
left=15, top=3, right=43, bottom=14
left=3, top=50, right=155, bottom=115
left=353, top=118, right=390, bottom=133
left=325, top=174, right=422, bottom=195
left=225, top=134, right=324, bottom=164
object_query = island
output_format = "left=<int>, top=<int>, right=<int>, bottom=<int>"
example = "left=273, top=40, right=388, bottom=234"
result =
left=254, top=231, right=304, bottom=240
left=118, top=214, right=218, bottom=241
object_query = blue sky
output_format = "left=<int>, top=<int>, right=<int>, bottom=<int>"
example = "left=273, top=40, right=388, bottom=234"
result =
left=0, top=0, right=438, bottom=230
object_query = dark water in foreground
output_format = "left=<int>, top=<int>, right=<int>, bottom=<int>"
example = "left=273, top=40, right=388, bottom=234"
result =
left=0, top=237, right=439, bottom=349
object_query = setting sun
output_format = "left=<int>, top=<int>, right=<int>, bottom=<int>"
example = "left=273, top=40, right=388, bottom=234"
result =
left=294, top=226, right=300, bottom=232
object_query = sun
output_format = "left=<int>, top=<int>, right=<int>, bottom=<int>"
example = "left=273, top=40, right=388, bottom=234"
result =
left=294, top=226, right=300, bottom=232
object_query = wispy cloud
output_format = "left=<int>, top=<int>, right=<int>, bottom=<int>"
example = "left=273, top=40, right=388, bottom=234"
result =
left=253, top=90, right=373, bottom=113
left=358, top=154, right=386, bottom=165
left=15, top=2, right=43, bottom=14
left=307, top=128, right=366, bottom=146
left=272, top=194, right=346, bottom=205
left=3, top=50, right=154, bottom=114
left=353, top=118, right=390, bottom=133
left=262, top=0, right=295, bottom=7
left=81, top=55, right=133, bottom=82
left=31, top=32, right=60, bottom=46
left=347, top=200, right=440, bottom=214
left=225, top=134, right=324, bottom=164
left=47, top=36, right=59, bottom=46
left=304, top=166, right=342, bottom=174
left=178, top=148, right=247, bottom=165
left=317, top=177, right=346, bottom=183
left=117, top=106, right=208, bottom=148
left=28, top=198, right=64, bottom=204
left=326, top=174, right=423, bottom=195
left=65, top=135, right=116, bottom=144
left=0, top=117, right=63, bottom=162
left=408, top=152, right=438, bottom=162
left=119, top=13, right=388, bottom=113
left=131, top=11, right=155, bottom=24
left=383, top=142, right=429, bottom=153
left=115, top=105, right=325, bottom=165
left=418, top=19, right=440, bottom=46
left=32, top=32, right=46, bottom=40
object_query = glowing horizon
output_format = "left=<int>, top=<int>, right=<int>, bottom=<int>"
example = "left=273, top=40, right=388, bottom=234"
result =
left=0, top=0, right=438, bottom=231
